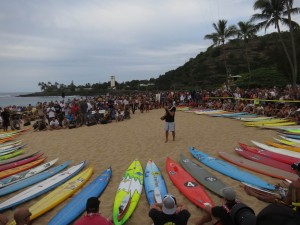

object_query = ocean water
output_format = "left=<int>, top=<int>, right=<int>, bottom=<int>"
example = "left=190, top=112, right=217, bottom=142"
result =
left=0, top=92, right=78, bottom=108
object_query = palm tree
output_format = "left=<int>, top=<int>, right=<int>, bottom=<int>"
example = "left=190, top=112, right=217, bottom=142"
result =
left=204, top=20, right=237, bottom=46
left=251, top=0, right=300, bottom=87
left=237, top=21, right=258, bottom=73
left=204, top=19, right=237, bottom=88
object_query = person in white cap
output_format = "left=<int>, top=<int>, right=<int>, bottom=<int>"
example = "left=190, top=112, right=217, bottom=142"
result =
left=148, top=194, right=190, bottom=225
left=195, top=187, right=239, bottom=225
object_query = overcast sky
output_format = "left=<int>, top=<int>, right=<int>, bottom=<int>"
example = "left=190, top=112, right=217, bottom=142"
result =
left=0, top=0, right=299, bottom=92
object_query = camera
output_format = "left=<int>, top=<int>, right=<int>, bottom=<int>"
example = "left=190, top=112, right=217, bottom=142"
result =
left=291, top=162, right=300, bottom=171
left=230, top=203, right=256, bottom=225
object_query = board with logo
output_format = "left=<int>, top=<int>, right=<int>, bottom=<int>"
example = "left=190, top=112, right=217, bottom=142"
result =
left=179, top=154, right=227, bottom=197
left=166, top=157, right=214, bottom=209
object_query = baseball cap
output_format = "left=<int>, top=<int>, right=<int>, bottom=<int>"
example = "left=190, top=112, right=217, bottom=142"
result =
left=162, top=194, right=177, bottom=215
left=220, top=187, right=236, bottom=201
left=86, top=197, right=100, bottom=211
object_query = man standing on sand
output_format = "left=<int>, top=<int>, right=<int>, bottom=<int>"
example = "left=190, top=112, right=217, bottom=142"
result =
left=164, top=100, right=176, bottom=142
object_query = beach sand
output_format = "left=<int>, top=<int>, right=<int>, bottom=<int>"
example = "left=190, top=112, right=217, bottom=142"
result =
left=1, top=108, right=280, bottom=224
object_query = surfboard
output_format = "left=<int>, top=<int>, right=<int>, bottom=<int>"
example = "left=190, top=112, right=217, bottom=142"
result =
left=12, top=167, right=94, bottom=224
left=189, top=147, right=275, bottom=190
left=179, top=153, right=227, bottom=197
left=219, top=151, right=298, bottom=181
left=0, top=157, right=46, bottom=179
left=240, top=117, right=274, bottom=122
left=251, top=140, right=300, bottom=158
left=283, top=134, right=300, bottom=140
left=235, top=147, right=294, bottom=173
left=244, top=119, right=289, bottom=125
left=211, top=112, right=249, bottom=117
left=240, top=182, right=281, bottom=201
left=273, top=137, right=300, bottom=147
left=0, top=149, right=25, bottom=161
left=0, top=140, right=22, bottom=148
left=280, top=136, right=300, bottom=144
left=266, top=141, right=300, bottom=153
left=0, top=151, right=40, bottom=166
left=166, top=157, right=214, bottom=208
left=0, top=158, right=58, bottom=188
left=0, top=161, right=84, bottom=212
left=0, top=143, right=24, bottom=152
left=144, top=159, right=168, bottom=206
left=0, top=152, right=43, bottom=172
left=253, top=122, right=297, bottom=127
left=113, top=160, right=143, bottom=225
left=0, top=145, right=26, bottom=156
left=48, top=167, right=112, bottom=225
left=239, top=142, right=300, bottom=165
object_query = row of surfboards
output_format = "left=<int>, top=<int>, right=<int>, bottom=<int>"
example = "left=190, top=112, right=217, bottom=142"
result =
left=0, top=145, right=279, bottom=225
left=180, top=108, right=300, bottom=198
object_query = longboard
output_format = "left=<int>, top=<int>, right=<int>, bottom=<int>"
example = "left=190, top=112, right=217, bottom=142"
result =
left=48, top=167, right=112, bottom=225
left=239, top=142, right=299, bottom=165
left=0, top=161, right=85, bottom=212
left=251, top=140, right=300, bottom=158
left=179, top=154, right=227, bottom=197
left=144, top=159, right=168, bottom=206
left=219, top=151, right=298, bottom=181
left=0, top=149, right=25, bottom=161
left=266, top=141, right=300, bottom=152
left=235, top=147, right=294, bottom=173
left=14, top=167, right=94, bottom=224
left=166, top=157, right=214, bottom=209
left=0, top=158, right=58, bottom=188
left=189, top=147, right=275, bottom=190
left=0, top=153, right=43, bottom=172
left=113, top=160, right=143, bottom=225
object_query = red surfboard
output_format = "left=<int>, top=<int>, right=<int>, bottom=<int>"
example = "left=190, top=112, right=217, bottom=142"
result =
left=239, top=143, right=300, bottom=165
left=0, top=153, right=44, bottom=172
left=166, top=157, right=214, bottom=209
left=219, top=152, right=298, bottom=181
left=235, top=147, right=295, bottom=173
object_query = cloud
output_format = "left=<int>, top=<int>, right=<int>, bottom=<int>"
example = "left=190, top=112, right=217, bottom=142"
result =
left=0, top=0, right=299, bottom=92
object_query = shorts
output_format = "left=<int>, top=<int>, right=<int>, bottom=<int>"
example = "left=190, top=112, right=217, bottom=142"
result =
left=165, top=122, right=175, bottom=132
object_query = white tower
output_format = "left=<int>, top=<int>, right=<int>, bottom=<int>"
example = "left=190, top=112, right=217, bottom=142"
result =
left=110, top=76, right=116, bottom=89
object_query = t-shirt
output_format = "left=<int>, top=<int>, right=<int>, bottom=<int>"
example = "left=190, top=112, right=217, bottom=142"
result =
left=165, top=106, right=176, bottom=123
left=74, top=213, right=113, bottom=225
left=149, top=208, right=190, bottom=225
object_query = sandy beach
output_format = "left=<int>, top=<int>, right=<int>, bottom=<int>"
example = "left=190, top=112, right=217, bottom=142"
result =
left=1, top=108, right=280, bottom=225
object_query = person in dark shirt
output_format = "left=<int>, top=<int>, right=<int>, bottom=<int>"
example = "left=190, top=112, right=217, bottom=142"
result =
left=195, top=187, right=251, bottom=225
left=1, top=108, right=10, bottom=132
left=149, top=194, right=190, bottom=225
left=164, top=100, right=176, bottom=142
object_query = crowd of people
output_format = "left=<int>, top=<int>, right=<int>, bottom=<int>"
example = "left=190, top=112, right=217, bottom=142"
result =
left=2, top=85, right=300, bottom=132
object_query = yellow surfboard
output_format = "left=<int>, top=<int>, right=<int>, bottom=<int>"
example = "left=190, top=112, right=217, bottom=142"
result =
left=8, top=167, right=94, bottom=225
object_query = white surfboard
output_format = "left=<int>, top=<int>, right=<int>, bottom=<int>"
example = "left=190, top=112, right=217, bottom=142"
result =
left=251, top=140, right=300, bottom=158
left=0, top=161, right=85, bottom=212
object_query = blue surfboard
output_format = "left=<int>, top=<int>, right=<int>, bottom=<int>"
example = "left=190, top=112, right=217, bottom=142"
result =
left=284, top=134, right=300, bottom=140
left=47, top=167, right=112, bottom=225
left=0, top=160, right=71, bottom=197
left=189, top=147, right=275, bottom=190
left=0, top=161, right=85, bottom=212
left=144, top=159, right=168, bottom=206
